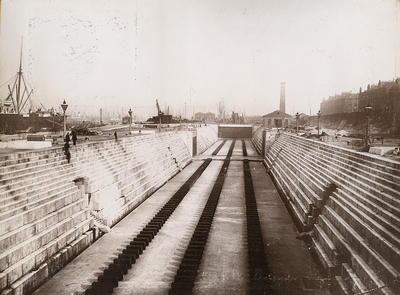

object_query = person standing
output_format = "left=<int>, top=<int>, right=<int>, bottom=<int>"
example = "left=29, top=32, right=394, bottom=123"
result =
left=114, top=131, right=118, bottom=141
left=64, top=142, right=71, bottom=164
left=65, top=132, right=70, bottom=144
left=72, top=130, right=77, bottom=146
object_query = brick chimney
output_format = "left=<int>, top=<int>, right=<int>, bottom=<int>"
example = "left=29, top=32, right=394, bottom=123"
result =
left=280, top=82, right=286, bottom=113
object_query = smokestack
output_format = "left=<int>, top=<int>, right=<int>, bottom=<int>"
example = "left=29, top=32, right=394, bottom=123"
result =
left=280, top=82, right=286, bottom=113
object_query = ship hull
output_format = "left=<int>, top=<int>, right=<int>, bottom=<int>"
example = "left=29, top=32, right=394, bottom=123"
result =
left=0, top=113, right=63, bottom=134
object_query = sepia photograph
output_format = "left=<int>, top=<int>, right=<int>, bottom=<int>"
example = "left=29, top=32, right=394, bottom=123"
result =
left=0, top=0, right=399, bottom=294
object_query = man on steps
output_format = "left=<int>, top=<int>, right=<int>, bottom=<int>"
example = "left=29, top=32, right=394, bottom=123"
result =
left=64, top=142, right=71, bottom=164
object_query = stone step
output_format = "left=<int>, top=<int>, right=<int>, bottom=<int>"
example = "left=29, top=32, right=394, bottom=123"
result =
left=0, top=160, right=69, bottom=187
left=318, top=216, right=392, bottom=294
left=0, top=135, right=186, bottom=209
left=350, top=253, right=394, bottom=295
left=282, top=135, right=400, bottom=185
left=90, top=156, right=176, bottom=209
left=0, top=185, right=80, bottom=235
left=118, top=160, right=175, bottom=197
left=0, top=153, right=65, bottom=177
left=0, top=147, right=63, bottom=164
left=108, top=164, right=178, bottom=227
left=299, top=139, right=400, bottom=190
left=272, top=147, right=322, bottom=206
left=266, top=157, right=309, bottom=229
left=322, top=206, right=400, bottom=285
left=0, top=217, right=91, bottom=292
left=329, top=193, right=400, bottom=269
left=0, top=164, right=76, bottom=201
left=334, top=275, right=351, bottom=295
left=273, top=138, right=400, bottom=220
left=87, top=146, right=180, bottom=193
left=287, top=134, right=400, bottom=176
left=336, top=188, right=400, bottom=239
left=0, top=196, right=86, bottom=267
left=286, top=137, right=400, bottom=197
left=0, top=181, right=76, bottom=215
left=1, top=231, right=93, bottom=295
left=0, top=143, right=133, bottom=198
left=313, top=223, right=341, bottom=267
left=269, top=143, right=326, bottom=200
left=310, top=237, right=336, bottom=277
left=270, top=156, right=316, bottom=213
left=269, top=140, right=400, bottom=236
left=0, top=135, right=144, bottom=171
left=341, top=263, right=369, bottom=295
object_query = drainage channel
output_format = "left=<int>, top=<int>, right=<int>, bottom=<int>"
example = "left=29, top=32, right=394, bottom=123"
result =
left=242, top=139, right=248, bottom=156
left=84, top=158, right=212, bottom=295
left=169, top=139, right=236, bottom=294
left=211, top=139, right=227, bottom=156
left=243, top=159, right=269, bottom=294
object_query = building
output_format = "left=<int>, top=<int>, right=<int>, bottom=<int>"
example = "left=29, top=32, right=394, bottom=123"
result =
left=319, top=78, right=400, bottom=134
left=262, top=82, right=293, bottom=128
left=320, top=92, right=358, bottom=115
left=358, top=79, right=400, bottom=134
left=262, top=110, right=292, bottom=128
left=320, top=79, right=400, bottom=116
left=358, top=79, right=400, bottom=112
left=194, top=112, right=216, bottom=122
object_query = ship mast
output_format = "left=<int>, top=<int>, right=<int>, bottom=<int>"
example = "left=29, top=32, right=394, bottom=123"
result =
left=6, top=39, right=34, bottom=114
left=16, top=39, right=23, bottom=113
left=0, top=0, right=2, bottom=35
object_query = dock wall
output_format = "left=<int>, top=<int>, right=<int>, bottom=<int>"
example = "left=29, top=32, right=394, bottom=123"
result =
left=253, top=130, right=400, bottom=294
left=0, top=127, right=217, bottom=295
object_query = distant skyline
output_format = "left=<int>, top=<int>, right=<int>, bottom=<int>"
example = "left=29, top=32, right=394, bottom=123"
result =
left=0, top=0, right=399, bottom=118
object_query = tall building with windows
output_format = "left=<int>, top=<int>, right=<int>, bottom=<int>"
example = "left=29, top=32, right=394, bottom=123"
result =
left=319, top=78, right=400, bottom=134
left=320, top=92, right=358, bottom=115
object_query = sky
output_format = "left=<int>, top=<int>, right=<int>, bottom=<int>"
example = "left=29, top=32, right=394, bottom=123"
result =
left=0, top=0, right=399, bottom=119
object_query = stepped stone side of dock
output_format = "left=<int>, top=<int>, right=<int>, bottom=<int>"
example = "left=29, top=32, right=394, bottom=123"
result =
left=257, top=132, right=400, bottom=295
left=0, top=128, right=217, bottom=295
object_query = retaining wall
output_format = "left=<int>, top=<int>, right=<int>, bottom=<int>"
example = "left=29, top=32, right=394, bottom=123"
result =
left=256, top=131, right=400, bottom=294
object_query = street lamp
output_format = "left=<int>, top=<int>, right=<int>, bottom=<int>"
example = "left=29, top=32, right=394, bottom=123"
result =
left=364, top=104, right=373, bottom=150
left=51, top=107, right=55, bottom=133
left=317, top=110, right=321, bottom=136
left=61, top=100, right=68, bottom=139
left=128, top=108, right=133, bottom=134
left=295, top=112, right=300, bottom=134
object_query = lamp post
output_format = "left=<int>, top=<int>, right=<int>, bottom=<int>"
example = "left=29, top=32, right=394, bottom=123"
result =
left=128, top=108, right=132, bottom=134
left=365, top=104, right=373, bottom=150
left=61, top=100, right=68, bottom=139
left=295, top=112, right=300, bottom=135
left=317, top=110, right=321, bottom=136
left=51, top=107, right=55, bottom=133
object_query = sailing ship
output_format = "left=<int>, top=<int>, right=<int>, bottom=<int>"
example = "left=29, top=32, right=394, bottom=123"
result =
left=0, top=45, right=63, bottom=134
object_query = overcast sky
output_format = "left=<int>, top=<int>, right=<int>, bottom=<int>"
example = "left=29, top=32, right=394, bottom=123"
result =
left=0, top=0, right=399, bottom=118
